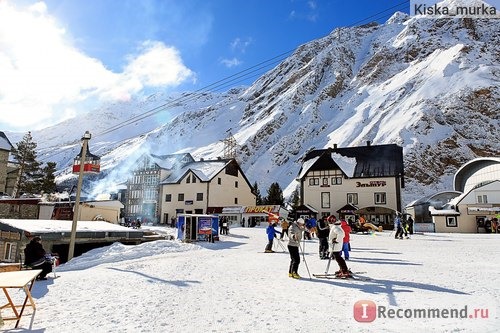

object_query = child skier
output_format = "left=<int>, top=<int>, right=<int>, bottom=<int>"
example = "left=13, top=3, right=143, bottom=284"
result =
left=328, top=218, right=350, bottom=278
left=340, top=219, right=351, bottom=260
left=265, top=222, right=282, bottom=253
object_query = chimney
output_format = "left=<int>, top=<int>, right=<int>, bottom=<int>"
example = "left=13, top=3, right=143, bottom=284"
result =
left=367, top=141, right=371, bottom=147
left=333, top=144, right=338, bottom=149
left=200, top=158, right=204, bottom=161
left=217, top=157, right=221, bottom=160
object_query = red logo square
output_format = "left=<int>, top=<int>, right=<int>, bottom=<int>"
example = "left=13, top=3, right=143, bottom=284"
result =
left=353, top=300, right=377, bottom=322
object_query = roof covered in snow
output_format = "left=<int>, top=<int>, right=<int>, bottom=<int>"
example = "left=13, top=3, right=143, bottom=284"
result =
left=161, top=159, right=231, bottom=184
left=150, top=153, right=194, bottom=170
left=297, top=143, right=404, bottom=180
left=0, top=219, right=138, bottom=234
left=0, top=131, right=13, bottom=151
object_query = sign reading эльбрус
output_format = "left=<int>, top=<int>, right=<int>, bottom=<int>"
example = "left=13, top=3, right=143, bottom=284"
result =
left=410, top=0, right=499, bottom=18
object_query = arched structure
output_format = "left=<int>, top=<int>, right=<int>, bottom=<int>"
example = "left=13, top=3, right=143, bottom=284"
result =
left=454, top=157, right=500, bottom=193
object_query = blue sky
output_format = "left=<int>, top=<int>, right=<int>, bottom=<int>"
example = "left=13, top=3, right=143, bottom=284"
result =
left=1, top=0, right=411, bottom=132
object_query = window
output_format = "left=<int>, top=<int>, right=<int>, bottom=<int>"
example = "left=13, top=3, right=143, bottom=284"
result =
left=347, top=193, right=358, bottom=205
left=144, top=175, right=157, bottom=185
left=235, top=181, right=239, bottom=188
left=321, top=192, right=330, bottom=208
left=218, top=178, right=222, bottom=185
left=192, top=176, right=196, bottom=183
left=234, top=197, right=238, bottom=204
left=374, top=192, right=386, bottom=204
left=477, top=195, right=488, bottom=204
left=3, top=242, right=14, bottom=261
left=196, top=193, right=203, bottom=201
left=309, top=178, right=319, bottom=186
left=186, top=175, right=191, bottom=183
left=331, top=177, right=342, bottom=185
left=322, top=178, right=329, bottom=186
left=144, top=188, right=156, bottom=200
left=446, top=216, right=457, bottom=227
left=165, top=194, right=172, bottom=202
left=178, top=193, right=184, bottom=201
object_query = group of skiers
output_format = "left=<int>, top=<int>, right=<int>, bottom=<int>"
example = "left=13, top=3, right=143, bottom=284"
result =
left=265, top=215, right=353, bottom=279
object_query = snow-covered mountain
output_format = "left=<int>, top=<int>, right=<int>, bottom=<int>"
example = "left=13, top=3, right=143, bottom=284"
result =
left=7, top=12, right=499, bottom=204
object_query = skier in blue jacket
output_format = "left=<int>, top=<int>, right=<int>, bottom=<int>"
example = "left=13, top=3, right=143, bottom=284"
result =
left=265, top=222, right=282, bottom=253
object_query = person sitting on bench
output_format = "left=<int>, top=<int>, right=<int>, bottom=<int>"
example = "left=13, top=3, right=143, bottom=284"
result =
left=24, top=236, right=53, bottom=280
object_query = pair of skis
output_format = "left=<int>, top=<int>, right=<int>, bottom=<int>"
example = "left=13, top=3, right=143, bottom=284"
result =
left=312, top=271, right=372, bottom=281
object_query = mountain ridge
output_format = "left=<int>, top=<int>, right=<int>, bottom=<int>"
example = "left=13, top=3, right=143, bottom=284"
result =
left=6, top=12, right=499, bottom=204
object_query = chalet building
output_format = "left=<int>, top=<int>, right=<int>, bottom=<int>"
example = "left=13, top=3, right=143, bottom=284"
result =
left=0, top=131, right=14, bottom=195
left=125, top=153, right=194, bottom=223
left=296, top=142, right=404, bottom=230
left=160, top=158, right=256, bottom=224
left=428, top=157, right=500, bottom=233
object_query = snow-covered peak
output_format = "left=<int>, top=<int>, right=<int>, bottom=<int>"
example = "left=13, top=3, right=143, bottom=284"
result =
left=9, top=14, right=499, bottom=205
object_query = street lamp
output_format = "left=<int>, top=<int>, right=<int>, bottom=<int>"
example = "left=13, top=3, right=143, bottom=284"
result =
left=68, top=131, right=99, bottom=261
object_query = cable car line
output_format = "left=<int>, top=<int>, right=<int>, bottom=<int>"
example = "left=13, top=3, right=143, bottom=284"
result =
left=38, top=1, right=410, bottom=163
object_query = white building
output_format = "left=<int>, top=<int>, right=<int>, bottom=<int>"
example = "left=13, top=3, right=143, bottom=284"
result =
left=125, top=153, right=194, bottom=223
left=430, top=157, right=500, bottom=233
left=160, top=158, right=256, bottom=224
left=296, top=142, right=404, bottom=229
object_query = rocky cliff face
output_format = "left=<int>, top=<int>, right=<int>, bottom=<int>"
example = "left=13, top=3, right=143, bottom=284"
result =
left=24, top=13, right=499, bottom=204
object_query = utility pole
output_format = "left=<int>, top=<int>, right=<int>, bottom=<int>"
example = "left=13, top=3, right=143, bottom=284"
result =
left=68, top=131, right=91, bottom=261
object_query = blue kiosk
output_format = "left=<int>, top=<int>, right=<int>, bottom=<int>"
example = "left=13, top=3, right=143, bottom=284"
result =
left=176, top=214, right=219, bottom=242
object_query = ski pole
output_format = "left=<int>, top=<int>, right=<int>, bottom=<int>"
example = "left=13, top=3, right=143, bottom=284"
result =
left=298, top=242, right=312, bottom=280
left=325, top=252, right=332, bottom=274
left=276, top=238, right=287, bottom=252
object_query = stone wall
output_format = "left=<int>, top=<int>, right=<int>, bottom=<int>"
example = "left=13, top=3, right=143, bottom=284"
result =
left=0, top=150, right=8, bottom=193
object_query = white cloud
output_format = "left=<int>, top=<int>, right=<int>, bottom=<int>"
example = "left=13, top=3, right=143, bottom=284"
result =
left=230, top=37, right=253, bottom=53
left=0, top=1, right=194, bottom=131
left=220, top=57, right=242, bottom=68
left=99, top=41, right=195, bottom=101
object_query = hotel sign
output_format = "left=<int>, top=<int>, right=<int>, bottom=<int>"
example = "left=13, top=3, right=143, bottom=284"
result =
left=356, top=181, right=387, bottom=187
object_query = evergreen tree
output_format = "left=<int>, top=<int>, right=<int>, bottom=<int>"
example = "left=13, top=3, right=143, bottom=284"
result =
left=253, top=181, right=263, bottom=205
left=288, top=185, right=301, bottom=211
left=264, top=182, right=284, bottom=206
left=40, top=162, right=57, bottom=194
left=11, top=132, right=42, bottom=197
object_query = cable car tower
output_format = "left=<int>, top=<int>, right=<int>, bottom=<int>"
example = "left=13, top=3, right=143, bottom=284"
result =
left=221, top=131, right=238, bottom=160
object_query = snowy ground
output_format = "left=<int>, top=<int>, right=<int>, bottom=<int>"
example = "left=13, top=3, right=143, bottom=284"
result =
left=2, top=226, right=499, bottom=333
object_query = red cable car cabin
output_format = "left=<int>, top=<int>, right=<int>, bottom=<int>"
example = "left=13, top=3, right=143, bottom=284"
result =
left=72, top=144, right=101, bottom=174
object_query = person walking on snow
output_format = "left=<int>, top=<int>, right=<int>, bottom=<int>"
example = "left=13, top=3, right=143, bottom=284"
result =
left=328, top=218, right=350, bottom=278
left=280, top=219, right=289, bottom=240
left=317, top=216, right=330, bottom=259
left=265, top=222, right=282, bottom=253
left=340, top=219, right=352, bottom=260
left=394, top=214, right=404, bottom=239
left=287, top=218, right=306, bottom=279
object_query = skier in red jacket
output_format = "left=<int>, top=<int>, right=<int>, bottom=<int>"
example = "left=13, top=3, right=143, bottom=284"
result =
left=340, top=220, right=352, bottom=260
